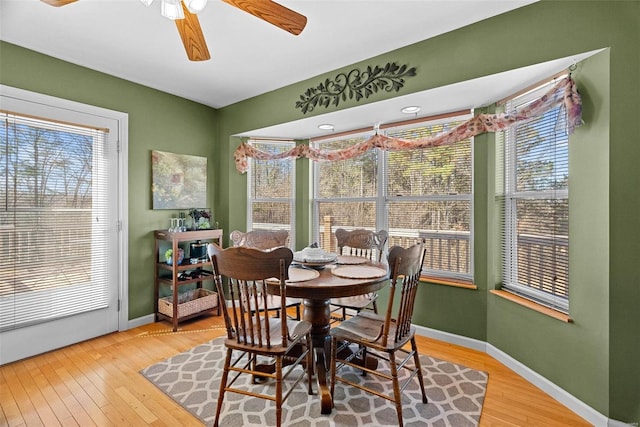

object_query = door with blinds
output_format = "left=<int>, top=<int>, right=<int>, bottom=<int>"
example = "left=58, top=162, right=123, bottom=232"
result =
left=0, top=87, right=124, bottom=364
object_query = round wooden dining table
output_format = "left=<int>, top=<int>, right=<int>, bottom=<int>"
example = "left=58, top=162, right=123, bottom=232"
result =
left=265, top=261, right=388, bottom=414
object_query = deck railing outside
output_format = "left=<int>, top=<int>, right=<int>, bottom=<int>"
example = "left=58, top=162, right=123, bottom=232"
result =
left=516, top=233, right=569, bottom=297
left=237, top=221, right=568, bottom=292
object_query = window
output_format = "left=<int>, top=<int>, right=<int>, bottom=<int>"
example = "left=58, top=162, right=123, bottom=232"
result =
left=499, top=79, right=570, bottom=312
left=0, top=113, right=115, bottom=331
left=247, top=139, right=295, bottom=242
left=386, top=120, right=473, bottom=281
left=312, top=113, right=473, bottom=282
left=0, top=86, right=124, bottom=364
left=313, top=135, right=379, bottom=250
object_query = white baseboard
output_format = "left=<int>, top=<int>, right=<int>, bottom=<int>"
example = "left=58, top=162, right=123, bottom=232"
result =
left=414, top=325, right=629, bottom=427
left=485, top=343, right=609, bottom=427
left=609, top=420, right=638, bottom=427
left=126, top=313, right=155, bottom=330
left=126, top=298, right=233, bottom=330
left=414, top=324, right=487, bottom=353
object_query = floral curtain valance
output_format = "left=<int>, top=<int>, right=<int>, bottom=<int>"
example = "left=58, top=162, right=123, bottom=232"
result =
left=234, top=77, right=582, bottom=174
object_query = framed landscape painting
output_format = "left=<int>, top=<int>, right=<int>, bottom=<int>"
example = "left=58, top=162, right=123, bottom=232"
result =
left=151, top=150, right=207, bottom=209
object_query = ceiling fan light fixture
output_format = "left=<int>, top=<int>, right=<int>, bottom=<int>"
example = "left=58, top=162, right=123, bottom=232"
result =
left=401, top=106, right=421, bottom=114
left=161, top=0, right=184, bottom=20
left=318, top=124, right=335, bottom=131
left=184, top=0, right=207, bottom=14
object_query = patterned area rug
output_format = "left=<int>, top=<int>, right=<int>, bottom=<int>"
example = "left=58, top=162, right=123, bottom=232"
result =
left=140, top=337, right=487, bottom=426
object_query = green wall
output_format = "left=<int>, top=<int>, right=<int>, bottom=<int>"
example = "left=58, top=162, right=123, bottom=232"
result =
left=216, top=1, right=639, bottom=422
left=487, top=48, right=612, bottom=416
left=2, top=0, right=639, bottom=423
left=0, top=41, right=219, bottom=320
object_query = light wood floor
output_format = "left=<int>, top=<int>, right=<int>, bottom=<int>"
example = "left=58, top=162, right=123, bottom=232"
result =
left=0, top=313, right=592, bottom=427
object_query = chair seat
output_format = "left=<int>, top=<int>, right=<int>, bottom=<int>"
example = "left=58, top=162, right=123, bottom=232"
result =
left=330, top=311, right=414, bottom=352
left=330, top=294, right=378, bottom=311
left=226, top=317, right=312, bottom=354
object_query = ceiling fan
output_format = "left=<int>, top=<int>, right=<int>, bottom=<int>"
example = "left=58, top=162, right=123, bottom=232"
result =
left=40, top=0, right=307, bottom=62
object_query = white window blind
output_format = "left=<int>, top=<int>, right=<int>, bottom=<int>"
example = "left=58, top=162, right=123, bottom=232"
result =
left=311, top=113, right=473, bottom=281
left=0, top=112, right=112, bottom=331
left=500, top=78, right=570, bottom=312
left=248, top=139, right=295, bottom=241
left=385, top=117, right=473, bottom=280
left=312, top=135, right=379, bottom=251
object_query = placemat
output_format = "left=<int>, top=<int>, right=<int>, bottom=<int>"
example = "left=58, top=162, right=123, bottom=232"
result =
left=331, top=265, right=387, bottom=279
left=336, top=255, right=368, bottom=265
left=266, top=266, right=320, bottom=283
left=287, top=267, right=320, bottom=282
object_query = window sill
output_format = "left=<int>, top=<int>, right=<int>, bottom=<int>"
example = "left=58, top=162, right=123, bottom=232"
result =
left=420, top=276, right=477, bottom=290
left=490, top=290, right=573, bottom=323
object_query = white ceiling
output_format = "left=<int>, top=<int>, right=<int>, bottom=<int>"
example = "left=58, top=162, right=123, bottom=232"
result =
left=1, top=0, right=539, bottom=108
left=1, top=0, right=601, bottom=139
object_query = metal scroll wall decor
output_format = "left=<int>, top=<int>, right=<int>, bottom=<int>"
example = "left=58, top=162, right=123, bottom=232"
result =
left=295, top=62, right=417, bottom=114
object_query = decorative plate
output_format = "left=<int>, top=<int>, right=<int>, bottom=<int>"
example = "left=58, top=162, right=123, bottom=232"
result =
left=331, top=265, right=387, bottom=279
left=293, top=260, right=336, bottom=269
left=336, top=255, right=368, bottom=265
left=293, top=251, right=338, bottom=264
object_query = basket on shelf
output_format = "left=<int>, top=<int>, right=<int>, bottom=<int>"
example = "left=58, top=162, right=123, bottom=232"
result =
left=158, top=288, right=218, bottom=319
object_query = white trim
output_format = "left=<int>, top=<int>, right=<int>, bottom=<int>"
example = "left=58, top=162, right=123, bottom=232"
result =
left=128, top=297, right=232, bottom=330
left=128, top=313, right=155, bottom=330
left=486, top=343, right=608, bottom=427
left=414, top=324, right=624, bottom=427
left=0, top=85, right=129, bottom=363
left=608, top=420, right=638, bottom=427
left=414, top=324, right=487, bottom=352
left=117, top=105, right=130, bottom=331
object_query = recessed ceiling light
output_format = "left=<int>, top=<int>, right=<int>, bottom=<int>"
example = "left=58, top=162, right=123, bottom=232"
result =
left=318, top=124, right=334, bottom=131
left=401, top=106, right=421, bottom=114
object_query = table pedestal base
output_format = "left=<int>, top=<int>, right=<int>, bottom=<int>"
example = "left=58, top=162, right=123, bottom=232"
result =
left=254, top=295, right=381, bottom=415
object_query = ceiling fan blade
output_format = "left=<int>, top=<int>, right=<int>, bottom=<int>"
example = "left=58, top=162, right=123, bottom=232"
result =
left=175, top=1, right=211, bottom=61
left=40, top=0, right=78, bottom=6
left=222, top=0, right=307, bottom=36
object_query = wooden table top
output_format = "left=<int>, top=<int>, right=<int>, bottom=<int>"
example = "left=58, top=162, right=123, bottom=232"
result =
left=266, top=262, right=388, bottom=300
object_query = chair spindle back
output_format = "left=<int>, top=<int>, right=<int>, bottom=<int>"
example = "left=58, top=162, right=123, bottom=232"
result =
left=209, top=244, right=293, bottom=347
left=335, top=228, right=388, bottom=262
left=382, top=239, right=426, bottom=347
left=230, top=229, right=290, bottom=250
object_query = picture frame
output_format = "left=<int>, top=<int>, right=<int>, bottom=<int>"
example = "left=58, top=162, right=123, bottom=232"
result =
left=151, top=150, right=207, bottom=209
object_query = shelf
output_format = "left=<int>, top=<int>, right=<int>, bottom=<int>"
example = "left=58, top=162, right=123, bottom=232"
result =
left=154, top=228, right=223, bottom=331
left=157, top=260, right=211, bottom=271
left=156, top=309, right=217, bottom=324
left=158, top=288, right=218, bottom=322
left=158, top=271, right=213, bottom=287
left=155, top=228, right=223, bottom=241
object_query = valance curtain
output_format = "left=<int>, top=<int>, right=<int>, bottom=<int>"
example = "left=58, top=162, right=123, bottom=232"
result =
left=234, top=77, right=582, bottom=174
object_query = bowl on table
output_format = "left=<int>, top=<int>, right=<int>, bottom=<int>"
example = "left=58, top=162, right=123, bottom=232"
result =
left=293, top=247, right=337, bottom=268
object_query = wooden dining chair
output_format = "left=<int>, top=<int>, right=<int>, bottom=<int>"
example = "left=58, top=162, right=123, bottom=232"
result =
left=330, top=228, right=388, bottom=321
left=329, top=239, right=427, bottom=427
left=230, top=229, right=290, bottom=250
left=207, top=243, right=314, bottom=427
left=230, top=229, right=302, bottom=320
